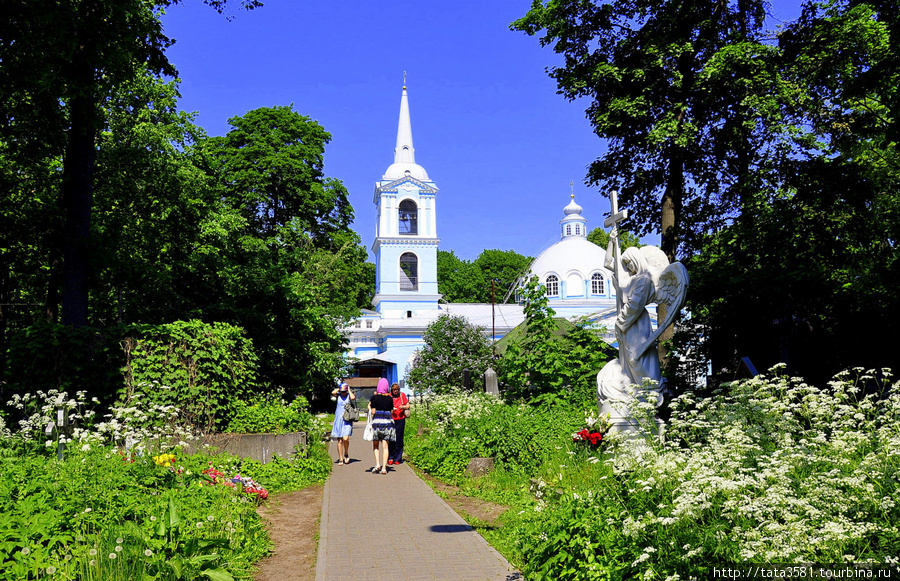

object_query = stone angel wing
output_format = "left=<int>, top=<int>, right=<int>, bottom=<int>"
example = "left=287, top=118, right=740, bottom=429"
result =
left=635, top=260, right=689, bottom=359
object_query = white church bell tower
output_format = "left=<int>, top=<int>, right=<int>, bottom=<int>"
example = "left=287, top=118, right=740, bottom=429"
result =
left=372, top=83, right=441, bottom=317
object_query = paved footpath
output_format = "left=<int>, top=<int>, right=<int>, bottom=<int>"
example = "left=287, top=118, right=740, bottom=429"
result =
left=315, top=424, right=522, bottom=581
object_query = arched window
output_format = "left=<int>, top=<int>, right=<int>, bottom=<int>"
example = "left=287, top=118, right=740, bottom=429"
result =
left=591, top=273, right=605, bottom=294
left=545, top=274, right=559, bottom=297
left=575, top=224, right=581, bottom=235
left=399, top=199, right=418, bottom=235
left=400, top=253, right=418, bottom=291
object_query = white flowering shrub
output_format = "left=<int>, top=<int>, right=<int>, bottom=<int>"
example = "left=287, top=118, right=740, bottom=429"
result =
left=2, top=385, right=196, bottom=456
left=504, top=367, right=900, bottom=579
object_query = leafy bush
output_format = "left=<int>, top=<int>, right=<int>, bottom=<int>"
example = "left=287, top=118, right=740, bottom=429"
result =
left=405, top=391, right=585, bottom=480
left=2, top=320, right=260, bottom=433
left=123, top=320, right=259, bottom=431
left=407, top=314, right=495, bottom=393
left=225, top=395, right=312, bottom=434
left=498, top=277, right=614, bottom=405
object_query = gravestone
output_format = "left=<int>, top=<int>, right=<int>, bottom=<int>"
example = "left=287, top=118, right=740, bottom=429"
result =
left=484, top=368, right=499, bottom=396
left=466, top=457, right=494, bottom=477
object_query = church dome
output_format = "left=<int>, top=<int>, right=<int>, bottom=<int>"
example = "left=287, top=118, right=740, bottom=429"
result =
left=563, top=196, right=583, bottom=215
left=528, top=194, right=611, bottom=300
left=530, top=237, right=608, bottom=282
left=383, top=161, right=429, bottom=181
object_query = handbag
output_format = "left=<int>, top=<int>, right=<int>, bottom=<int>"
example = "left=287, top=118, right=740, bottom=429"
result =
left=342, top=399, right=359, bottom=422
left=362, top=418, right=374, bottom=441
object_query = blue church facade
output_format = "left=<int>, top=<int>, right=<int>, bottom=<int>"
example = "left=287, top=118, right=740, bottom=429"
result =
left=344, top=84, right=649, bottom=389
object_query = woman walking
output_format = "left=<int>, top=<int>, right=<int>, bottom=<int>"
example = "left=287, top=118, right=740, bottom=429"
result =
left=367, top=378, right=396, bottom=474
left=388, top=382, right=409, bottom=465
left=330, top=383, right=356, bottom=466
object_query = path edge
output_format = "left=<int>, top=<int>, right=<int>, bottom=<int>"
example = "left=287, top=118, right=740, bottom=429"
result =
left=313, top=452, right=332, bottom=581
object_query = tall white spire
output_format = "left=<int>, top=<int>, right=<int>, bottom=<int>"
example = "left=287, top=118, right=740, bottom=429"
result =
left=383, top=78, right=429, bottom=180
left=394, top=82, right=415, bottom=164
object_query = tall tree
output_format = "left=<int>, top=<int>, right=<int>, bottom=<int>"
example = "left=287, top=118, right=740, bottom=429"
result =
left=473, top=249, right=533, bottom=303
left=205, top=105, right=352, bottom=244
left=437, top=249, right=532, bottom=303
left=688, top=0, right=900, bottom=381
left=0, top=0, right=259, bottom=327
left=512, top=0, right=785, bottom=261
left=196, top=106, right=367, bottom=399
left=587, top=226, right=641, bottom=251
left=437, top=250, right=484, bottom=303
left=91, top=70, right=212, bottom=325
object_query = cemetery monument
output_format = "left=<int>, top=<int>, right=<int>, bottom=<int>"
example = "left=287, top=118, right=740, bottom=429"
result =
left=597, top=190, right=689, bottom=434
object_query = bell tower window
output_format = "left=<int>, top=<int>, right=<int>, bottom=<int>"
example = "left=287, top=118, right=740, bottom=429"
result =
left=400, top=253, right=419, bottom=291
left=399, top=200, right=418, bottom=235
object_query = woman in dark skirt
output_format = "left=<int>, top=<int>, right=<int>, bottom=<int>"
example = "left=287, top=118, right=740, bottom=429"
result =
left=367, top=378, right=396, bottom=474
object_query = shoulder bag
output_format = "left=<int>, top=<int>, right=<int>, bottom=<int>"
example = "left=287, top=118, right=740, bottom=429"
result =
left=342, top=398, right=359, bottom=422
left=402, top=393, right=411, bottom=418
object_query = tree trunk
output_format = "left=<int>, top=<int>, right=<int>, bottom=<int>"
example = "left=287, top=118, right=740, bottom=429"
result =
left=659, top=145, right=684, bottom=367
left=60, top=88, right=97, bottom=327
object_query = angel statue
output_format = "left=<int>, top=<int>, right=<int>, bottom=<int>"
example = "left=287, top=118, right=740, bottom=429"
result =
left=597, top=191, right=689, bottom=435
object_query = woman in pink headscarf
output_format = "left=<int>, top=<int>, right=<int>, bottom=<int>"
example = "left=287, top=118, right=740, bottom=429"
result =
left=367, top=378, right=396, bottom=474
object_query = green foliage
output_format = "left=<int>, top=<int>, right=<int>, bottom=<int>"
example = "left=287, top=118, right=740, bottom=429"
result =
left=405, top=391, right=586, bottom=481
left=437, top=249, right=532, bottom=303
left=681, top=0, right=900, bottom=382
left=192, top=105, right=367, bottom=400
left=2, top=320, right=259, bottom=432
left=240, top=441, right=332, bottom=493
left=123, top=320, right=259, bottom=432
left=512, top=0, right=786, bottom=258
left=437, top=250, right=484, bottom=302
left=499, top=277, right=614, bottom=405
left=225, top=395, right=313, bottom=435
left=2, top=322, right=127, bottom=409
left=0, top=447, right=270, bottom=580
left=0, top=386, right=331, bottom=579
left=205, top=105, right=353, bottom=242
left=408, top=369, right=900, bottom=578
left=406, top=314, right=495, bottom=394
left=586, top=227, right=641, bottom=252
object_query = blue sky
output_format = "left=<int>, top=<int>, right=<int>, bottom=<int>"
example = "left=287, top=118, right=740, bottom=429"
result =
left=161, top=0, right=801, bottom=262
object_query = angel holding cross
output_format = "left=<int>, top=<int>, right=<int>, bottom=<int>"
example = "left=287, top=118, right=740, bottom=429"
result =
left=597, top=190, right=689, bottom=434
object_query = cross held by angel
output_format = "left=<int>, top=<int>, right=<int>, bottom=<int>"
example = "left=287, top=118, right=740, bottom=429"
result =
left=597, top=190, right=689, bottom=434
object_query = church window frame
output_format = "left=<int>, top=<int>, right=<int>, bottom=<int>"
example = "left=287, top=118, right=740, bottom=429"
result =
left=398, top=199, right=418, bottom=235
left=566, top=225, right=572, bottom=236
left=591, top=273, right=605, bottom=295
left=399, top=252, right=419, bottom=291
left=545, top=274, right=560, bottom=297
